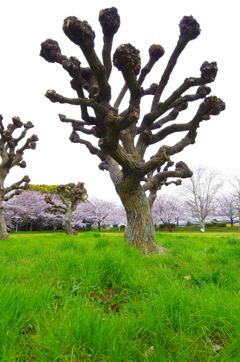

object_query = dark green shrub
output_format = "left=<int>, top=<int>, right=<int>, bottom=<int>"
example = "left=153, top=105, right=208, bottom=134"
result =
left=159, top=223, right=175, bottom=229
left=159, top=224, right=166, bottom=229
left=205, top=223, right=214, bottom=227
left=216, top=222, right=227, bottom=227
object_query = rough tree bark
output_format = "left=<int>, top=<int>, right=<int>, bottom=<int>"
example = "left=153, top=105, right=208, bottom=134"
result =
left=0, top=115, right=38, bottom=239
left=40, top=8, right=225, bottom=253
left=119, top=185, right=169, bottom=253
left=45, top=182, right=87, bottom=235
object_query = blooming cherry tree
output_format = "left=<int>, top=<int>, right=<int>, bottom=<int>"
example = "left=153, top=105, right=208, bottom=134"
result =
left=152, top=194, right=187, bottom=228
left=78, top=198, right=117, bottom=231
left=3, top=190, right=58, bottom=231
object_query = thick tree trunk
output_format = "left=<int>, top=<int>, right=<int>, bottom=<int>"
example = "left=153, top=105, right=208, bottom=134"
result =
left=63, top=209, right=77, bottom=235
left=200, top=219, right=205, bottom=231
left=0, top=197, right=9, bottom=240
left=63, top=219, right=74, bottom=235
left=196, top=212, right=205, bottom=231
left=118, top=186, right=169, bottom=254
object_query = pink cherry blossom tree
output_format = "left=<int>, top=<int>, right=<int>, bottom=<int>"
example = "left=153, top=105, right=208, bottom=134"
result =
left=78, top=198, right=117, bottom=231
left=3, top=190, right=58, bottom=232
left=111, top=205, right=127, bottom=231
left=70, top=203, right=88, bottom=230
left=152, top=194, right=187, bottom=228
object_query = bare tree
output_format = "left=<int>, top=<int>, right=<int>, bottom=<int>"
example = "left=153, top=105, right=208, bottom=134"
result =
left=216, top=192, right=238, bottom=226
left=228, top=174, right=240, bottom=231
left=40, top=8, right=225, bottom=253
left=182, top=165, right=222, bottom=230
left=45, top=182, right=87, bottom=235
left=0, top=115, right=38, bottom=239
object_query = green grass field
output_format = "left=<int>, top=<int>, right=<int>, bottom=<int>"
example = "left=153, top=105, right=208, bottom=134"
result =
left=0, top=231, right=240, bottom=361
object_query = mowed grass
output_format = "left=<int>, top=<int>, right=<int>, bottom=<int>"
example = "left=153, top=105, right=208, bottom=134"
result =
left=0, top=231, right=240, bottom=361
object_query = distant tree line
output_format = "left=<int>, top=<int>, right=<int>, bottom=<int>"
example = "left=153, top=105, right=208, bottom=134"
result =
left=4, top=164, right=240, bottom=234
left=152, top=165, right=240, bottom=230
left=3, top=187, right=126, bottom=234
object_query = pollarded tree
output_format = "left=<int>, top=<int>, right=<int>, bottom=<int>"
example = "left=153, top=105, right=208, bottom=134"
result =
left=40, top=8, right=225, bottom=253
left=0, top=115, right=38, bottom=239
left=2, top=176, right=31, bottom=231
left=44, top=182, right=87, bottom=235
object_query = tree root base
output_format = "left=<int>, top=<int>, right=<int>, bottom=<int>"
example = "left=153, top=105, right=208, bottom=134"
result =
left=127, top=240, right=170, bottom=254
left=142, top=244, right=170, bottom=255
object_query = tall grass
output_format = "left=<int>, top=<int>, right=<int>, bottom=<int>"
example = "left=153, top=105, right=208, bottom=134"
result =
left=0, top=231, right=240, bottom=361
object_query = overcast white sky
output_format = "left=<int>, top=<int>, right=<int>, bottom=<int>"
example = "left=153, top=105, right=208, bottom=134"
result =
left=0, top=0, right=238, bottom=202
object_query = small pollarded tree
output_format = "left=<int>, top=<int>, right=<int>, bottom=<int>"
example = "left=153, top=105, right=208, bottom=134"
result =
left=0, top=115, right=38, bottom=239
left=44, top=182, right=87, bottom=235
left=40, top=8, right=225, bottom=253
